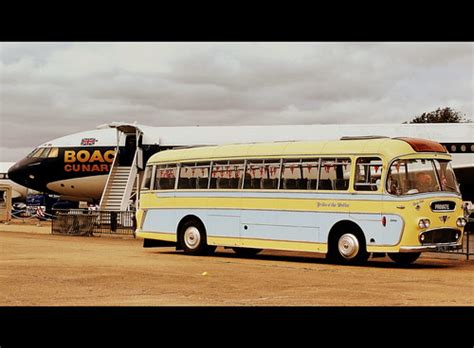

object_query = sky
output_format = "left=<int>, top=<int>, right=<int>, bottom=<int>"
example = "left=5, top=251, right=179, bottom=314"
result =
left=0, top=42, right=473, bottom=162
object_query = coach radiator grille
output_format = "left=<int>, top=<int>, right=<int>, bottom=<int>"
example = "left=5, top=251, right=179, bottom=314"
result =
left=419, top=228, right=460, bottom=244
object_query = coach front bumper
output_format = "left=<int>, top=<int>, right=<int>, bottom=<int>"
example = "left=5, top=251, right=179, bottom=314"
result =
left=399, top=242, right=462, bottom=253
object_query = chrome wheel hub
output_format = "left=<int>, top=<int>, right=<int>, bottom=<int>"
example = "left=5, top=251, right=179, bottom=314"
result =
left=338, top=233, right=360, bottom=260
left=184, top=226, right=201, bottom=249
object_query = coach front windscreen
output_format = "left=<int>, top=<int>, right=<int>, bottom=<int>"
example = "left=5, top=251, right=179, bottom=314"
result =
left=386, top=158, right=459, bottom=196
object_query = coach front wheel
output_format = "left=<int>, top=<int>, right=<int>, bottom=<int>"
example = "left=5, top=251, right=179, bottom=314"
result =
left=328, top=231, right=369, bottom=265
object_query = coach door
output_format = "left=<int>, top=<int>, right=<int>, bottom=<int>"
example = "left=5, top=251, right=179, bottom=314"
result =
left=381, top=159, right=409, bottom=246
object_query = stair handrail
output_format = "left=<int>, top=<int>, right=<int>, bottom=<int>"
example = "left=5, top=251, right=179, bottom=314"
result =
left=99, top=146, right=120, bottom=209
left=120, top=149, right=139, bottom=211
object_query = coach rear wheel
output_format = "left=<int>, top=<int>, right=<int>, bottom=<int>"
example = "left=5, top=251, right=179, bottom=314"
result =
left=328, top=231, right=369, bottom=265
left=388, top=252, right=421, bottom=265
left=179, top=220, right=215, bottom=255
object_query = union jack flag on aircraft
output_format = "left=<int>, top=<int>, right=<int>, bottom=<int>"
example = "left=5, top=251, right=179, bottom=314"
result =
left=81, top=138, right=97, bottom=146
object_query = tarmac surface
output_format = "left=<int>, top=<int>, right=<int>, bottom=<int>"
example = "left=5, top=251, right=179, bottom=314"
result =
left=1, top=219, right=473, bottom=306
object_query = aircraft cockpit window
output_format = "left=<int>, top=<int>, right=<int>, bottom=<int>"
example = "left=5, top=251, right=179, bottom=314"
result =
left=39, top=148, right=51, bottom=158
left=27, top=147, right=58, bottom=158
left=35, top=148, right=47, bottom=158
left=28, top=148, right=43, bottom=158
left=47, top=148, right=59, bottom=158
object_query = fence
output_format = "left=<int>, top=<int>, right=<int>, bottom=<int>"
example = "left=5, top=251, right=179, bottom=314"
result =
left=51, top=209, right=136, bottom=237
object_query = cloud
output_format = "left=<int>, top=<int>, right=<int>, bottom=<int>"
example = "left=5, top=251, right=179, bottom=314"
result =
left=0, top=42, right=473, bottom=161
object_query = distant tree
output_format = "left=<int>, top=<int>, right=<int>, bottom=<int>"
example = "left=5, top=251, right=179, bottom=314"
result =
left=406, top=107, right=471, bottom=123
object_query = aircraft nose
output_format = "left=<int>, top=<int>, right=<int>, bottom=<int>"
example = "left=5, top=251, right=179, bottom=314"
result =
left=8, top=162, right=28, bottom=186
left=8, top=159, right=44, bottom=191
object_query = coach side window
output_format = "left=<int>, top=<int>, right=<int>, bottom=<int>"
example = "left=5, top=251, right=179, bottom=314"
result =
left=280, top=159, right=304, bottom=190
left=354, top=157, right=382, bottom=191
left=302, top=159, right=320, bottom=190
left=319, top=158, right=351, bottom=191
left=244, top=160, right=280, bottom=190
left=210, top=161, right=244, bottom=189
left=156, top=164, right=177, bottom=190
left=178, top=162, right=211, bottom=190
left=280, top=158, right=321, bottom=190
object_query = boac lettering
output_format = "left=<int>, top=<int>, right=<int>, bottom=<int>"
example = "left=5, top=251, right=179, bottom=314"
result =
left=63, top=149, right=115, bottom=173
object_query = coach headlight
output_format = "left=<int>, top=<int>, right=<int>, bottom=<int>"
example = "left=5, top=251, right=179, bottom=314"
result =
left=418, top=219, right=430, bottom=229
left=456, top=217, right=467, bottom=227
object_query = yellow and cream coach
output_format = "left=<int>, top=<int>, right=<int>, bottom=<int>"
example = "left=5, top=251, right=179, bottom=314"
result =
left=136, top=136, right=467, bottom=265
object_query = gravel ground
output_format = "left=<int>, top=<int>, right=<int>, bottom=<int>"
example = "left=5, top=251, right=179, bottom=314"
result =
left=1, top=222, right=473, bottom=306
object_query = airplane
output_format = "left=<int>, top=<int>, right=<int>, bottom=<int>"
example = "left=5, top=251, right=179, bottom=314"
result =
left=7, top=122, right=474, bottom=204
left=0, top=162, right=36, bottom=200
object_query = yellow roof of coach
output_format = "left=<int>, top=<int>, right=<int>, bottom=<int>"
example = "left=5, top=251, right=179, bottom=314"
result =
left=147, top=137, right=449, bottom=164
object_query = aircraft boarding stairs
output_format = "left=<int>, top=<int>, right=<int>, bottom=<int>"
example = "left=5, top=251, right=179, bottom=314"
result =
left=99, top=149, right=139, bottom=212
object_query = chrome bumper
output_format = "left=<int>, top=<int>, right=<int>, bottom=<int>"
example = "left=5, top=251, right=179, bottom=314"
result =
left=399, top=242, right=462, bottom=252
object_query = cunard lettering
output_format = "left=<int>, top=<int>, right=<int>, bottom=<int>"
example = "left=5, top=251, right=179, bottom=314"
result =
left=64, top=150, right=115, bottom=172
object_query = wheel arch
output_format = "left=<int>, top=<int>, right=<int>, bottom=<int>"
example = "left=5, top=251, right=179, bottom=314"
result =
left=176, top=214, right=206, bottom=250
left=327, top=219, right=367, bottom=252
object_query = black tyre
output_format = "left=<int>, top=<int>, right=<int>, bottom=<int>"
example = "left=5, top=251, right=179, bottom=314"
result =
left=327, top=229, right=369, bottom=265
left=388, top=252, right=421, bottom=265
left=179, top=219, right=216, bottom=255
left=232, top=247, right=262, bottom=257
